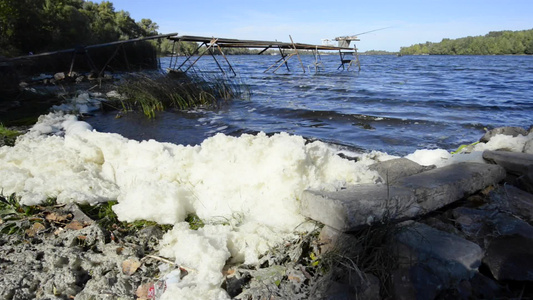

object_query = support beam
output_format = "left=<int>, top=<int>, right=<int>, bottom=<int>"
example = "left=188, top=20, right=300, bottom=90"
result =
left=289, top=35, right=305, bottom=73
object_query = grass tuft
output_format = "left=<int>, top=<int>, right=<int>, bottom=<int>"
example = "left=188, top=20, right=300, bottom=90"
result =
left=0, top=193, right=41, bottom=235
left=185, top=213, right=205, bottom=230
left=0, top=124, right=22, bottom=146
left=114, top=71, right=249, bottom=118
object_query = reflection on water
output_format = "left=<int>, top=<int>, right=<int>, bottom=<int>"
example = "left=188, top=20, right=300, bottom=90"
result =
left=88, top=55, right=533, bottom=156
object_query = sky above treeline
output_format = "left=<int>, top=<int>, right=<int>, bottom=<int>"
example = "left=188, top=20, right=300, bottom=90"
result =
left=109, top=0, right=533, bottom=52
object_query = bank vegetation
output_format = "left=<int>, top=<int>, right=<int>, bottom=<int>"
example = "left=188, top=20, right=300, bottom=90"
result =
left=400, top=28, right=533, bottom=55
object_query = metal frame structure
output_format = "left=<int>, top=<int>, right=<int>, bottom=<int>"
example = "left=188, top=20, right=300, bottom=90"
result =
left=4, top=33, right=362, bottom=77
left=167, top=35, right=361, bottom=75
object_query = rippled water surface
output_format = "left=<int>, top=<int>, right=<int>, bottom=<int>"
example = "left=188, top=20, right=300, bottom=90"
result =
left=90, top=55, right=533, bottom=155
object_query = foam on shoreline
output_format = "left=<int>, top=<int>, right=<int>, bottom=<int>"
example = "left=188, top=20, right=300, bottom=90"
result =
left=1, top=112, right=531, bottom=299
left=0, top=113, right=384, bottom=298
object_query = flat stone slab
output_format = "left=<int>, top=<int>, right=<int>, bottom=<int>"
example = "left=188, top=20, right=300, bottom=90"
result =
left=369, top=158, right=431, bottom=184
left=301, top=184, right=419, bottom=230
left=393, top=162, right=506, bottom=212
left=301, top=162, right=506, bottom=231
left=483, top=150, right=533, bottom=176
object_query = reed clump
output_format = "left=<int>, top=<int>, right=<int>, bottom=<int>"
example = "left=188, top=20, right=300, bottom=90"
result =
left=0, top=124, right=22, bottom=146
left=115, top=71, right=249, bottom=118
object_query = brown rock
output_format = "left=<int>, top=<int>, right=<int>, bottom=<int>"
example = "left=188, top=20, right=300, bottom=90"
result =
left=25, top=222, right=46, bottom=237
left=64, top=220, right=85, bottom=230
left=135, top=282, right=153, bottom=299
left=122, top=258, right=142, bottom=276
left=45, top=212, right=71, bottom=223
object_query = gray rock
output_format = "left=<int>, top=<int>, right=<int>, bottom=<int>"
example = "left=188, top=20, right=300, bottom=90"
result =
left=54, top=72, right=66, bottom=81
left=483, top=150, right=533, bottom=176
left=224, top=271, right=251, bottom=298
left=489, top=184, right=533, bottom=222
left=103, top=71, right=113, bottom=80
left=317, top=225, right=353, bottom=255
left=452, top=207, right=495, bottom=245
left=483, top=235, right=533, bottom=281
left=490, top=211, right=533, bottom=240
left=324, top=281, right=356, bottom=300
left=515, top=165, right=533, bottom=194
left=301, top=184, right=419, bottom=231
left=63, top=203, right=95, bottom=225
left=301, top=162, right=506, bottom=231
left=395, top=222, right=483, bottom=278
left=452, top=205, right=533, bottom=247
left=369, top=158, right=431, bottom=184
left=323, top=273, right=380, bottom=300
left=480, top=126, right=528, bottom=143
left=469, top=272, right=501, bottom=299
left=394, top=162, right=506, bottom=212
left=391, top=264, right=442, bottom=300
left=391, top=222, right=483, bottom=299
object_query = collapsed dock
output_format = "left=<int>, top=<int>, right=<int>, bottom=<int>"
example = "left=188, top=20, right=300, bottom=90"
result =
left=2, top=33, right=361, bottom=78
left=167, top=34, right=361, bottom=75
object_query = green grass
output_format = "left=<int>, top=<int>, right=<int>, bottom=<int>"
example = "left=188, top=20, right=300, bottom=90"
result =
left=0, top=124, right=22, bottom=146
left=0, top=193, right=38, bottom=234
left=77, top=201, right=173, bottom=233
left=114, top=71, right=249, bottom=118
left=0, top=194, right=173, bottom=236
left=0, top=124, right=19, bottom=137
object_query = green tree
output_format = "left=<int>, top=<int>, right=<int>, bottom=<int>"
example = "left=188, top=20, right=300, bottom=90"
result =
left=138, top=18, right=159, bottom=36
left=0, top=0, right=160, bottom=57
left=115, top=10, right=142, bottom=40
left=400, top=28, right=533, bottom=55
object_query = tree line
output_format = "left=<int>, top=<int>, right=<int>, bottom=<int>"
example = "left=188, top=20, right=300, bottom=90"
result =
left=0, top=0, right=160, bottom=57
left=399, top=29, right=533, bottom=55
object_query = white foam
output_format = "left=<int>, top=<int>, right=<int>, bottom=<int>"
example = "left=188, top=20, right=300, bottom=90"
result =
left=0, top=112, right=382, bottom=299
left=472, top=133, right=533, bottom=153
left=4, top=112, right=530, bottom=298
left=405, top=132, right=533, bottom=167
left=51, top=93, right=103, bottom=114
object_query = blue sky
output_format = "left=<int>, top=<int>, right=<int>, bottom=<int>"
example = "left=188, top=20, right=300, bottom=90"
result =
left=108, top=0, right=533, bottom=52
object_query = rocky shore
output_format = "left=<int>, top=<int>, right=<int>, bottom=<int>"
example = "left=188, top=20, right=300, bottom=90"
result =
left=300, top=126, right=533, bottom=299
left=1, top=126, right=532, bottom=299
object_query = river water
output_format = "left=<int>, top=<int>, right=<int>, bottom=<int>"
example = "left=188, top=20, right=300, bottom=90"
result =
left=89, top=54, right=533, bottom=156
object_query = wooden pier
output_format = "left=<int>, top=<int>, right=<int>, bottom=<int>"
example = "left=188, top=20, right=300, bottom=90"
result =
left=166, top=34, right=361, bottom=75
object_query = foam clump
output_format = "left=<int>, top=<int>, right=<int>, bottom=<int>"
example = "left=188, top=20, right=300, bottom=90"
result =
left=405, top=132, right=533, bottom=167
left=51, top=92, right=103, bottom=114
left=159, top=223, right=232, bottom=300
left=472, top=132, right=533, bottom=153
left=0, top=112, right=383, bottom=298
